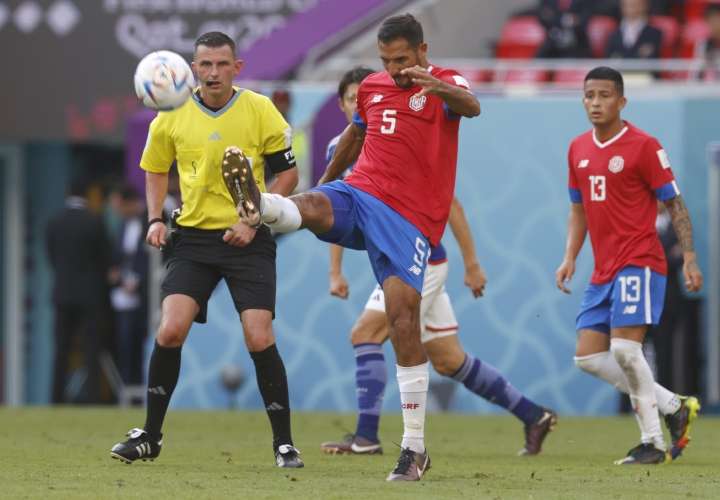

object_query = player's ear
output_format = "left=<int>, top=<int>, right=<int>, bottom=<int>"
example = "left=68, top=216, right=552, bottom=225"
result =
left=234, top=59, right=244, bottom=76
left=337, top=97, right=344, bottom=112
left=418, top=42, right=428, bottom=59
left=619, top=95, right=627, bottom=110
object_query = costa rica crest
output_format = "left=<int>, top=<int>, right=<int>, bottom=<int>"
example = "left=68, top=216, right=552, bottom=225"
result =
left=608, top=155, right=624, bottom=174
left=409, top=94, right=427, bottom=112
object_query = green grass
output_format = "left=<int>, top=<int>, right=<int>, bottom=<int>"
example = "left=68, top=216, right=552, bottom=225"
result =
left=0, top=408, right=717, bottom=499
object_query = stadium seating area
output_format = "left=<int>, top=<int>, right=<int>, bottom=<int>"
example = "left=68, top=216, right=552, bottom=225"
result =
left=480, top=0, right=720, bottom=85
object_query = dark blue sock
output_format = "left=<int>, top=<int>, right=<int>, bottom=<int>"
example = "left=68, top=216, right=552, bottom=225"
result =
left=354, top=343, right=386, bottom=442
left=451, top=354, right=543, bottom=425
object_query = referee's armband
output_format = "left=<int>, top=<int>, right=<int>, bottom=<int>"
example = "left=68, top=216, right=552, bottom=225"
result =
left=265, top=148, right=296, bottom=174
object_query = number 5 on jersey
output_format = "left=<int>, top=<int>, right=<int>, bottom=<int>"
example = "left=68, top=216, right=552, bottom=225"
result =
left=590, top=175, right=606, bottom=201
left=381, top=109, right=397, bottom=134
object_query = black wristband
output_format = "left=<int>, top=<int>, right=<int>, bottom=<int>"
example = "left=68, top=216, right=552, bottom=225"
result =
left=148, top=217, right=164, bottom=226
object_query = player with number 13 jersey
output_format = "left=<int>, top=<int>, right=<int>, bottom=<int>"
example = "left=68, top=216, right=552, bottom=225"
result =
left=557, top=67, right=703, bottom=466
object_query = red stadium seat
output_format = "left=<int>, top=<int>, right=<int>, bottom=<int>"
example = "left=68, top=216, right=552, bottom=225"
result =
left=649, top=15, right=680, bottom=58
left=496, top=16, right=546, bottom=59
left=494, top=69, right=550, bottom=84
left=685, top=0, right=720, bottom=19
left=464, top=69, right=493, bottom=84
left=587, top=16, right=618, bottom=58
left=681, top=18, right=711, bottom=57
left=553, top=69, right=588, bottom=88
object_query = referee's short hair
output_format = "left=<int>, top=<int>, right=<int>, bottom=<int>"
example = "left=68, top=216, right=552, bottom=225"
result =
left=195, top=31, right=236, bottom=55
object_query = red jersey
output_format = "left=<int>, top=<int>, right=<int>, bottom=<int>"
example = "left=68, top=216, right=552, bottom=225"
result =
left=568, top=122, right=680, bottom=284
left=345, top=65, right=471, bottom=245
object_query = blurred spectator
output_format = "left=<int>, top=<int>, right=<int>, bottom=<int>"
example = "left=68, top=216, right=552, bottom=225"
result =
left=695, top=4, right=720, bottom=79
left=109, top=185, right=149, bottom=386
left=535, top=0, right=596, bottom=58
left=605, top=0, right=663, bottom=58
left=604, top=0, right=682, bottom=17
left=271, top=89, right=310, bottom=192
left=46, top=177, right=112, bottom=404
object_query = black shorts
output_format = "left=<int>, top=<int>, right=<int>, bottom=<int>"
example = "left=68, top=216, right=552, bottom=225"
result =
left=161, top=225, right=276, bottom=323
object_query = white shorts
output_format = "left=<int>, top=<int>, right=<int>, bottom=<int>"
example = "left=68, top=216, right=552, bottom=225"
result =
left=364, top=261, right=459, bottom=343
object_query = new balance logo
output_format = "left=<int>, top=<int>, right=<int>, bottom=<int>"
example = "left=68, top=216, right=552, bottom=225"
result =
left=208, top=131, right=221, bottom=141
left=402, top=403, right=420, bottom=410
left=408, top=265, right=422, bottom=276
left=148, top=386, right=166, bottom=396
left=623, top=305, right=638, bottom=314
left=266, top=402, right=285, bottom=411
left=371, top=94, right=384, bottom=103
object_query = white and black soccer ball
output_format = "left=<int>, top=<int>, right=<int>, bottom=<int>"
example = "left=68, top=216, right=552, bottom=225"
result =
left=134, top=50, right=195, bottom=111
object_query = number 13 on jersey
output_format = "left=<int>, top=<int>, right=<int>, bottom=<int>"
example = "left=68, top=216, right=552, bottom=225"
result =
left=590, top=175, right=606, bottom=201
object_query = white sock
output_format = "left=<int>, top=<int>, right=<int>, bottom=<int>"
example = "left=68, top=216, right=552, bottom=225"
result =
left=610, top=338, right=666, bottom=450
left=574, top=351, right=681, bottom=415
left=259, top=193, right=301, bottom=232
left=397, top=362, right=429, bottom=453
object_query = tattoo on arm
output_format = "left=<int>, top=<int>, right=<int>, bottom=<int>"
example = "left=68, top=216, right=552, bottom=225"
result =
left=665, top=195, right=694, bottom=253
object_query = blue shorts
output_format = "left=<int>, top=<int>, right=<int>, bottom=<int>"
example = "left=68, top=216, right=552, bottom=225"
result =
left=576, top=266, right=666, bottom=334
left=312, top=181, right=428, bottom=293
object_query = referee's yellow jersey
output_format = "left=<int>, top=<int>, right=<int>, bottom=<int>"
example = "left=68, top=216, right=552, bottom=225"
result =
left=140, top=87, right=292, bottom=229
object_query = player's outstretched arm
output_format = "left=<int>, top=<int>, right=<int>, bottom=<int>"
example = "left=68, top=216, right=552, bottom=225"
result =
left=400, top=66, right=480, bottom=117
left=663, top=195, right=703, bottom=292
left=447, top=197, right=486, bottom=297
left=555, top=203, right=587, bottom=294
left=318, top=123, right=365, bottom=185
left=145, top=171, right=169, bottom=248
left=328, top=244, right=349, bottom=299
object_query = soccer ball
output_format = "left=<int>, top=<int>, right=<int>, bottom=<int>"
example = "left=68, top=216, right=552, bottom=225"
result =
left=134, top=50, right=195, bottom=111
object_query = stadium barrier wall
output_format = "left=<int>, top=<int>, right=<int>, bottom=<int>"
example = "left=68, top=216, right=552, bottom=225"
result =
left=15, top=89, right=718, bottom=414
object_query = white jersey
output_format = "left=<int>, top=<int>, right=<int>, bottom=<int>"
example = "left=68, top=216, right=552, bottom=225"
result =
left=364, top=261, right=458, bottom=343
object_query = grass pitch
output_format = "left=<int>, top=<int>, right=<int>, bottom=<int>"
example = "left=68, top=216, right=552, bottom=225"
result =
left=0, top=408, right=717, bottom=499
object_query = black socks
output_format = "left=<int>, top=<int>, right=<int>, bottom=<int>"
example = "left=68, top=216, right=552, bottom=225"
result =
left=143, top=342, right=182, bottom=440
left=250, top=344, right=292, bottom=450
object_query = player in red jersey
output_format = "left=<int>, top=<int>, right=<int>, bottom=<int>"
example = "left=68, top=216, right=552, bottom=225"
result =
left=222, top=14, right=479, bottom=481
left=555, top=67, right=703, bottom=465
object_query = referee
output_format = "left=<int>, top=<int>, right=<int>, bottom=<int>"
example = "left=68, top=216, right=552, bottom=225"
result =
left=111, top=32, right=302, bottom=468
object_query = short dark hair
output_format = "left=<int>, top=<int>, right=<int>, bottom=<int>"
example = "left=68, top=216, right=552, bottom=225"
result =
left=706, top=3, right=720, bottom=17
left=338, top=66, right=375, bottom=98
left=194, top=31, right=236, bottom=54
left=584, top=66, right=624, bottom=95
left=377, top=13, right=423, bottom=48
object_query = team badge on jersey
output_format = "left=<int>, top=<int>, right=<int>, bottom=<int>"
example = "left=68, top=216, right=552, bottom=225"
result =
left=577, top=159, right=589, bottom=168
left=409, top=94, right=427, bottom=112
left=608, top=155, right=624, bottom=174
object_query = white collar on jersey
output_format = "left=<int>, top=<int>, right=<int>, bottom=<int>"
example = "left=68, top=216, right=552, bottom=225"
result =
left=593, top=125, right=628, bottom=149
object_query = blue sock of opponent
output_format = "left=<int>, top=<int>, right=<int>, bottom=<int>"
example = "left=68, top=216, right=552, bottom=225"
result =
left=451, top=354, right=543, bottom=425
left=354, top=343, right=386, bottom=442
